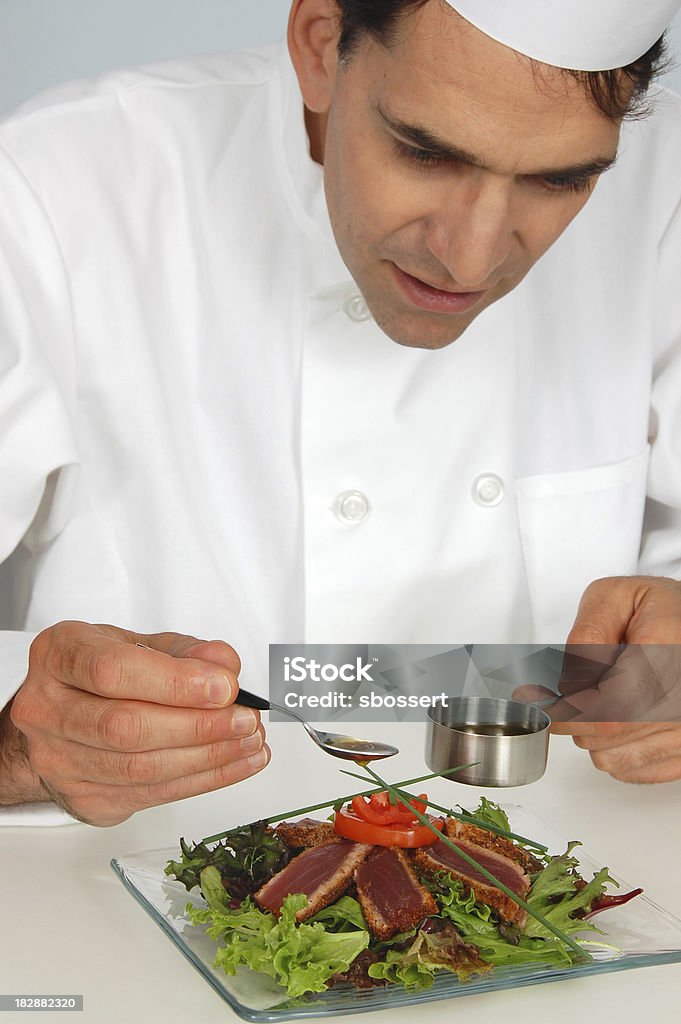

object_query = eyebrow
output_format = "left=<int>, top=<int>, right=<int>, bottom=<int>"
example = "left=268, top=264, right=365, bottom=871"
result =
left=376, top=104, right=618, bottom=180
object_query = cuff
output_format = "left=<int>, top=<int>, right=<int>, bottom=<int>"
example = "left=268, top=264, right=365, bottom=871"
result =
left=0, top=800, right=80, bottom=827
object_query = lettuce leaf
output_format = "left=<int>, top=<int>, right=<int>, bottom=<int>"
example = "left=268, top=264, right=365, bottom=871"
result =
left=426, top=874, right=577, bottom=967
left=165, top=821, right=288, bottom=897
left=464, top=797, right=511, bottom=832
left=308, top=896, right=368, bottom=932
left=188, top=868, right=369, bottom=998
left=368, top=925, right=491, bottom=990
left=524, top=843, right=614, bottom=939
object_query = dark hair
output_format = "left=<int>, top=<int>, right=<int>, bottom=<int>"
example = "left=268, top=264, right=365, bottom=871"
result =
left=335, top=0, right=669, bottom=120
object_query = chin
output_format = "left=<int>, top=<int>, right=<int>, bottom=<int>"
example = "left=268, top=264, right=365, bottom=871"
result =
left=371, top=307, right=476, bottom=350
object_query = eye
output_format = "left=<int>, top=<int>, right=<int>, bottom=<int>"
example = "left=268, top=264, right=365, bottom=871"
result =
left=538, top=174, right=596, bottom=195
left=392, top=138, right=445, bottom=167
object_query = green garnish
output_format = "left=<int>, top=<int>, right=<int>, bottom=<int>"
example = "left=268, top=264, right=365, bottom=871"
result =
left=200, top=764, right=479, bottom=846
left=357, top=762, right=590, bottom=963
left=165, top=820, right=288, bottom=898
left=189, top=871, right=369, bottom=999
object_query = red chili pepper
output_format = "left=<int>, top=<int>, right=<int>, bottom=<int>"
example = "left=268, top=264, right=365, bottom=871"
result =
left=583, top=887, right=644, bottom=919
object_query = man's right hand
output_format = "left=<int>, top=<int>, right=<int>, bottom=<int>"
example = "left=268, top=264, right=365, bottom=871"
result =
left=0, top=621, right=269, bottom=826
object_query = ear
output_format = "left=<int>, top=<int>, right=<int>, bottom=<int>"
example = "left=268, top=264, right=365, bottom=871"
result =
left=288, top=0, right=340, bottom=114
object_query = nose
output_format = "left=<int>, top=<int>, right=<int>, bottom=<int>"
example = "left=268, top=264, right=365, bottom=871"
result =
left=426, top=173, right=514, bottom=289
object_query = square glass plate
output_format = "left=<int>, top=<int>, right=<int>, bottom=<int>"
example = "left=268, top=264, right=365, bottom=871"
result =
left=111, top=806, right=681, bottom=1022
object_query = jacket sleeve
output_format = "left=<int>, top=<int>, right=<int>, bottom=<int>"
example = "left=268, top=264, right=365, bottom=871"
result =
left=0, top=144, right=80, bottom=824
left=638, top=175, right=681, bottom=579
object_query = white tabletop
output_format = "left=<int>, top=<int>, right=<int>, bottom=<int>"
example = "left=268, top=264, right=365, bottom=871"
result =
left=2, top=724, right=680, bottom=1023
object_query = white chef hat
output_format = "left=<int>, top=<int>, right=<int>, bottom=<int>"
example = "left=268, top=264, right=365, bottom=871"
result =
left=444, top=0, right=681, bottom=71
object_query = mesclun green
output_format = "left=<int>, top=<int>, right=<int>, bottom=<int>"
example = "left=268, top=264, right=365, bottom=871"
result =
left=357, top=761, right=590, bottom=962
left=165, top=820, right=288, bottom=899
left=189, top=868, right=369, bottom=998
left=171, top=796, right=632, bottom=999
left=524, top=842, right=615, bottom=939
left=426, top=875, right=577, bottom=968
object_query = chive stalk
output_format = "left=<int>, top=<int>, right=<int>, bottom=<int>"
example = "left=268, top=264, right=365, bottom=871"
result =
left=359, top=762, right=590, bottom=962
left=200, top=764, right=474, bottom=845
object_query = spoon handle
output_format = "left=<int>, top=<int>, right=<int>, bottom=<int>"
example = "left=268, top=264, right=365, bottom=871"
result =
left=234, top=687, right=271, bottom=712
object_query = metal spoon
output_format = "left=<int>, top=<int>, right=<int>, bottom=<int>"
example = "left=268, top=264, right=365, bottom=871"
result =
left=235, top=688, right=399, bottom=762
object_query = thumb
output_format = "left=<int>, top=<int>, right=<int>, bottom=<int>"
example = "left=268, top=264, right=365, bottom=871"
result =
left=559, top=578, right=633, bottom=696
left=567, top=577, right=637, bottom=645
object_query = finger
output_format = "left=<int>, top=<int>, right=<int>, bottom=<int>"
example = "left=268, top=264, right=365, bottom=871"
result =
left=141, top=634, right=241, bottom=677
left=511, top=685, right=557, bottom=703
left=567, top=577, right=681, bottom=646
left=34, top=726, right=266, bottom=786
left=130, top=742, right=271, bottom=808
left=40, top=624, right=239, bottom=708
left=605, top=757, right=681, bottom=784
left=509, top=685, right=585, bottom=721
left=558, top=642, right=621, bottom=696
left=61, top=744, right=272, bottom=826
left=566, top=578, right=639, bottom=645
left=623, top=578, right=681, bottom=643
left=551, top=720, right=649, bottom=738
left=585, top=728, right=681, bottom=781
left=581, top=648, right=670, bottom=722
left=570, top=722, right=669, bottom=749
left=30, top=689, right=260, bottom=751
left=555, top=648, right=674, bottom=724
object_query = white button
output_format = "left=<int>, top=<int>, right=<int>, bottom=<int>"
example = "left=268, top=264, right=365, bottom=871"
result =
left=343, top=294, right=372, bottom=322
left=472, top=474, right=505, bottom=507
left=334, top=490, right=371, bottom=524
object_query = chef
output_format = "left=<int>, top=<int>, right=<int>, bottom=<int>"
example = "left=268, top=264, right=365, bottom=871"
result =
left=1, top=0, right=681, bottom=825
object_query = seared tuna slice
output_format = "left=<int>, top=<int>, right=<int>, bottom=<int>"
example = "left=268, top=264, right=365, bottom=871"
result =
left=445, top=818, right=544, bottom=874
left=254, top=840, right=371, bottom=922
left=275, top=819, right=340, bottom=849
left=414, top=838, right=529, bottom=926
left=355, top=847, right=438, bottom=940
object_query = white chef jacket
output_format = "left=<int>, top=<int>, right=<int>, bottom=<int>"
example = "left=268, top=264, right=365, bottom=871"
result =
left=1, top=44, right=680, bottom=822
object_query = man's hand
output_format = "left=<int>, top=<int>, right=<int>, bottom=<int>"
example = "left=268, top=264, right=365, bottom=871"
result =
left=0, top=621, right=270, bottom=825
left=530, top=577, right=681, bottom=783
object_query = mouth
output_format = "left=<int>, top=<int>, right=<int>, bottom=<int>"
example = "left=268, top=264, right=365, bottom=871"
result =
left=391, top=264, right=488, bottom=315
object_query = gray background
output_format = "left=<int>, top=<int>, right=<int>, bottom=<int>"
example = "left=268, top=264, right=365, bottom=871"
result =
left=0, top=0, right=680, bottom=116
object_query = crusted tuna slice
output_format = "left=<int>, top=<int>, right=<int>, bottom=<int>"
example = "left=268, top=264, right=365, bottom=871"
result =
left=414, top=838, right=530, bottom=927
left=355, top=847, right=438, bottom=941
left=445, top=818, right=544, bottom=874
left=275, top=819, right=340, bottom=849
left=254, top=840, right=371, bottom=922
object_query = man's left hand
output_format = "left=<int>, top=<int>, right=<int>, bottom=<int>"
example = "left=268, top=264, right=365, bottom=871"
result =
left=519, top=576, right=681, bottom=783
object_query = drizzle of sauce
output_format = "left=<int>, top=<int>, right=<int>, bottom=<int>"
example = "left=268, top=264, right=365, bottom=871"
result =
left=328, top=737, right=392, bottom=763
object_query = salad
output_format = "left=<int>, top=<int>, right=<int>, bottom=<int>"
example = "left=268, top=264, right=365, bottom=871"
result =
left=165, top=768, right=642, bottom=999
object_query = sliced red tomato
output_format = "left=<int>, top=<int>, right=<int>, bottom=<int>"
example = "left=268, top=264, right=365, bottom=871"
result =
left=351, top=791, right=428, bottom=826
left=334, top=808, right=443, bottom=848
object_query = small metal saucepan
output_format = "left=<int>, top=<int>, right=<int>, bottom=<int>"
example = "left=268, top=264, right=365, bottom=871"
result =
left=425, top=696, right=551, bottom=787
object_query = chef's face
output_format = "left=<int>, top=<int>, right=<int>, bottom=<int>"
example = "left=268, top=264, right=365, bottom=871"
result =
left=292, top=0, right=623, bottom=349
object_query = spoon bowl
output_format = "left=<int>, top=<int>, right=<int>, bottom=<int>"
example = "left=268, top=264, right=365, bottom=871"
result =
left=235, top=688, right=399, bottom=762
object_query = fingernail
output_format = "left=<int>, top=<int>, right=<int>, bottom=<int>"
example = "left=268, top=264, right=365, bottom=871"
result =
left=207, top=674, right=233, bottom=705
left=233, top=707, right=258, bottom=734
left=240, top=731, right=263, bottom=754
left=248, top=748, right=268, bottom=770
